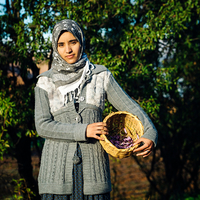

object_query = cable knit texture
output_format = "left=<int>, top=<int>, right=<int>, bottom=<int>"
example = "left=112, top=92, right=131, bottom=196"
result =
left=34, top=65, right=158, bottom=195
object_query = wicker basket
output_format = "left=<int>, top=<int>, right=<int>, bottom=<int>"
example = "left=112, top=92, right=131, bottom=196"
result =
left=100, top=111, right=144, bottom=159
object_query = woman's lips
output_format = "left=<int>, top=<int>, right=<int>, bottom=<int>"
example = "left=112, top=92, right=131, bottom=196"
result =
left=66, top=54, right=74, bottom=59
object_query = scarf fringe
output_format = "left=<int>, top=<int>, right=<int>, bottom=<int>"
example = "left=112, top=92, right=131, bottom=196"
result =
left=62, top=62, right=94, bottom=106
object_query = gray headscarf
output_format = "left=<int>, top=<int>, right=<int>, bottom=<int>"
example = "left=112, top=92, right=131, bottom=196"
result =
left=51, top=19, right=87, bottom=72
left=50, top=19, right=93, bottom=104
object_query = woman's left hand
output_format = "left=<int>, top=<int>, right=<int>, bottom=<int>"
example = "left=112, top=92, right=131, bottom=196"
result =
left=132, top=138, right=154, bottom=157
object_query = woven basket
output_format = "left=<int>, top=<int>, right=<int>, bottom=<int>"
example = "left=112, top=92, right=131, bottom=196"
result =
left=100, top=111, right=144, bottom=159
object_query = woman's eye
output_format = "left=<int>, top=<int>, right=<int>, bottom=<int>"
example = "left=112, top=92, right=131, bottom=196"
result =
left=58, top=43, right=64, bottom=47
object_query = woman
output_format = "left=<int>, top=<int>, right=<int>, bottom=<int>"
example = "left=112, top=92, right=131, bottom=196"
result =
left=34, top=19, right=158, bottom=200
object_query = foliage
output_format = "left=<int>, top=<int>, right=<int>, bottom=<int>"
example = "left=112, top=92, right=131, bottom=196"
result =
left=12, top=178, right=36, bottom=200
left=0, top=0, right=200, bottom=199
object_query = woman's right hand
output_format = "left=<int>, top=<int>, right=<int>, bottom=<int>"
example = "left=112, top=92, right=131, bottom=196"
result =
left=86, top=122, right=108, bottom=141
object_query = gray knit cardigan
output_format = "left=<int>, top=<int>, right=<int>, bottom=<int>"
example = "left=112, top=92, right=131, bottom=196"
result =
left=34, top=65, right=158, bottom=195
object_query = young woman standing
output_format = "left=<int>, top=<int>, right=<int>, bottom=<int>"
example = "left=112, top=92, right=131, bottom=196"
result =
left=34, top=19, right=158, bottom=200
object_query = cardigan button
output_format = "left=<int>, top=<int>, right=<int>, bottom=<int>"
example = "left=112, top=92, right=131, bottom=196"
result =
left=79, top=96, right=85, bottom=102
left=73, top=155, right=81, bottom=165
left=75, top=115, right=81, bottom=123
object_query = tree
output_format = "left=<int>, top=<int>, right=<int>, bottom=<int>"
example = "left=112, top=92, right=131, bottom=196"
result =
left=127, top=1, right=200, bottom=199
left=0, top=0, right=200, bottom=199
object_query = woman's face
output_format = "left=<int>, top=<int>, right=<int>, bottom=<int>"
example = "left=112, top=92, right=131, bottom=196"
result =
left=57, top=32, right=81, bottom=64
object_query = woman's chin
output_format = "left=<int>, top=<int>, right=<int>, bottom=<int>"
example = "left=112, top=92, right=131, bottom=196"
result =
left=64, top=58, right=78, bottom=64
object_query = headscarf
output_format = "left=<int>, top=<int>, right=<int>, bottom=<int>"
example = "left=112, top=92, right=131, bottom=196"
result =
left=51, top=19, right=87, bottom=72
left=50, top=19, right=93, bottom=104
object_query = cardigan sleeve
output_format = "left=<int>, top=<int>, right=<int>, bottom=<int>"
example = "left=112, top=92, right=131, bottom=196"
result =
left=34, top=86, right=88, bottom=141
left=105, top=72, right=158, bottom=146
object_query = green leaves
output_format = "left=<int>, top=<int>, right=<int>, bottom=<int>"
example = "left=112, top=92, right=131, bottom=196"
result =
left=0, top=0, right=200, bottom=198
left=0, top=71, right=35, bottom=158
left=0, top=139, right=10, bottom=160
left=12, top=178, right=36, bottom=199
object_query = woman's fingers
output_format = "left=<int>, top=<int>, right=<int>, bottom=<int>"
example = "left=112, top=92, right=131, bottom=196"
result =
left=134, top=149, right=152, bottom=157
left=96, top=122, right=109, bottom=134
left=94, top=134, right=105, bottom=141
left=96, top=123, right=108, bottom=130
left=86, top=122, right=109, bottom=140
left=132, top=138, right=154, bottom=157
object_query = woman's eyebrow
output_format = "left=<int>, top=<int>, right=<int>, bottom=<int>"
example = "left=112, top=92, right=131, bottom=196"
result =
left=57, top=39, right=78, bottom=44
left=69, top=39, right=78, bottom=42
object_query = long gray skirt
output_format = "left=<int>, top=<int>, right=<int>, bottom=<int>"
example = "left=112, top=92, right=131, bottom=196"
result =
left=41, top=144, right=110, bottom=200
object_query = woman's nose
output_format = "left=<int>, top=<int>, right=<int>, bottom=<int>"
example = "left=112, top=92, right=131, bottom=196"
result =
left=65, top=45, right=72, bottom=53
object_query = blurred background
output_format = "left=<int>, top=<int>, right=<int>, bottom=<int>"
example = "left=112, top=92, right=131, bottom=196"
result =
left=0, top=0, right=200, bottom=199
